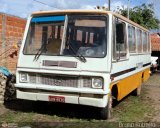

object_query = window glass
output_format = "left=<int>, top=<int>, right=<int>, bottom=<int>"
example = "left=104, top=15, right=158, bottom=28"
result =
left=136, top=29, right=142, bottom=53
left=64, top=15, right=107, bottom=58
left=128, top=25, right=136, bottom=52
left=148, top=33, right=150, bottom=52
left=24, top=16, right=65, bottom=55
left=142, top=31, right=147, bottom=52
left=113, top=18, right=127, bottom=60
left=24, top=15, right=108, bottom=58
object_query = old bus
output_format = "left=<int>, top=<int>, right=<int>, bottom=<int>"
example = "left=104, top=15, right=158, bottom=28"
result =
left=15, top=10, right=151, bottom=119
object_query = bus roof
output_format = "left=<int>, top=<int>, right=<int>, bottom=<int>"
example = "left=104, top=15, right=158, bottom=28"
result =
left=32, top=10, right=148, bottom=32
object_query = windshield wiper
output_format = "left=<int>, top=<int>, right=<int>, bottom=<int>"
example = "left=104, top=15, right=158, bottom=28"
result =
left=67, top=41, right=86, bottom=63
left=34, top=42, right=47, bottom=61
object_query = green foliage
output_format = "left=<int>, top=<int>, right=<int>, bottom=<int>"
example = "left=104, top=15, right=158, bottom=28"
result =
left=120, top=4, right=159, bottom=29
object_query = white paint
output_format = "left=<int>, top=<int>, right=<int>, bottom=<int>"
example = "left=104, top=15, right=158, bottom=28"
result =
left=16, top=11, right=151, bottom=108
left=17, top=90, right=109, bottom=107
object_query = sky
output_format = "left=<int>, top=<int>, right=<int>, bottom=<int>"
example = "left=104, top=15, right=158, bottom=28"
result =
left=0, top=0, right=159, bottom=19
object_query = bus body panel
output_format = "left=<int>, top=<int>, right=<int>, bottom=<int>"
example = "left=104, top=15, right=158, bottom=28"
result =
left=15, top=10, right=151, bottom=111
left=110, top=67, right=150, bottom=101
left=110, top=54, right=150, bottom=100
left=16, top=90, right=109, bottom=107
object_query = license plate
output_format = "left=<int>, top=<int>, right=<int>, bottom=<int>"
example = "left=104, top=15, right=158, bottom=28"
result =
left=48, top=96, right=65, bottom=103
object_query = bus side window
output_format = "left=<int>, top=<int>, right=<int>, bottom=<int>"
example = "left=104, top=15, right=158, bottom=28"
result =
left=148, top=33, right=150, bottom=52
left=128, top=25, right=136, bottom=52
left=136, top=29, right=142, bottom=53
left=114, top=20, right=127, bottom=60
left=142, top=31, right=148, bottom=53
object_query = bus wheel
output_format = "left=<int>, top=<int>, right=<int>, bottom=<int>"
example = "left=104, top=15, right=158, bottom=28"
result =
left=132, top=84, right=142, bottom=96
left=99, top=95, right=112, bottom=120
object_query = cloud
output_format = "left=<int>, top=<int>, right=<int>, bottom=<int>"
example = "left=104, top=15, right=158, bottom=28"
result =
left=80, top=5, right=95, bottom=10
left=44, top=0, right=97, bottom=10
left=0, top=0, right=159, bottom=20
left=0, top=0, right=127, bottom=18
left=147, top=0, right=160, bottom=19
left=0, top=3, right=8, bottom=13
left=0, top=0, right=54, bottom=18
left=110, top=1, right=128, bottom=11
left=0, top=0, right=98, bottom=18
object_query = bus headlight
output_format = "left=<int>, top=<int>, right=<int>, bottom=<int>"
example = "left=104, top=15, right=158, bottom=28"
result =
left=92, top=78, right=103, bottom=89
left=20, top=73, right=28, bottom=82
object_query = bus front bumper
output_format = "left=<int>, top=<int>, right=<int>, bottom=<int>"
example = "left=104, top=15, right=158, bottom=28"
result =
left=16, top=89, right=108, bottom=108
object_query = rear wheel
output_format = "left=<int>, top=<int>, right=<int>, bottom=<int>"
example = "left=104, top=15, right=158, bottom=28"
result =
left=136, top=85, right=142, bottom=96
left=99, top=95, right=112, bottom=120
left=132, top=84, right=142, bottom=96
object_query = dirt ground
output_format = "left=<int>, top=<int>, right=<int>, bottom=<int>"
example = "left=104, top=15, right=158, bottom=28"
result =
left=0, top=72, right=160, bottom=127
left=142, top=72, right=160, bottom=122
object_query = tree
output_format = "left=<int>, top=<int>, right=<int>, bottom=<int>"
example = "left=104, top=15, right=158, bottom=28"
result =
left=120, top=4, right=159, bottom=29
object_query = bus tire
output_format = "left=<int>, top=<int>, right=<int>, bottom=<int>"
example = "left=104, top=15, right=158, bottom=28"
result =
left=99, top=95, right=112, bottom=120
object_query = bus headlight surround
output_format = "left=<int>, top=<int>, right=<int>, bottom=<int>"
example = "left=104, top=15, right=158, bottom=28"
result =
left=92, top=78, right=103, bottom=89
left=20, top=73, right=28, bottom=82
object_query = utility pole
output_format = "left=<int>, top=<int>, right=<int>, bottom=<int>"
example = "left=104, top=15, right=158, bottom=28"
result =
left=127, top=0, right=130, bottom=19
left=108, top=0, right=111, bottom=11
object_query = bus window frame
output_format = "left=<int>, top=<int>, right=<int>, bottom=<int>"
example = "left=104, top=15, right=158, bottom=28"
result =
left=128, top=24, right=136, bottom=53
left=136, top=28, right=142, bottom=53
left=142, top=31, right=148, bottom=53
left=148, top=32, right=151, bottom=53
left=113, top=17, right=128, bottom=61
left=62, top=14, right=108, bottom=58
left=23, top=14, right=108, bottom=59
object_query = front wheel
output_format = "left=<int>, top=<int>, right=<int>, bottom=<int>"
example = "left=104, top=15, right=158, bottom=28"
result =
left=99, top=95, right=112, bottom=120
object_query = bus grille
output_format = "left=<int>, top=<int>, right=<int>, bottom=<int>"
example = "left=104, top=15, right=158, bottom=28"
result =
left=28, top=73, right=92, bottom=88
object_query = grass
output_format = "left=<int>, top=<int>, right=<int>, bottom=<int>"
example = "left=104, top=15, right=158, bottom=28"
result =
left=0, top=111, right=35, bottom=122
left=113, top=96, right=150, bottom=122
left=0, top=85, right=152, bottom=128
left=0, top=95, right=152, bottom=128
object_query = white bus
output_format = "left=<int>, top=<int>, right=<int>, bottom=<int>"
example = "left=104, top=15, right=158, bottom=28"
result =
left=15, top=10, right=151, bottom=119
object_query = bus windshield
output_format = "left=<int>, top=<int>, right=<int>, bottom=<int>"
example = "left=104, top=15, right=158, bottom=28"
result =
left=24, top=15, right=107, bottom=58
